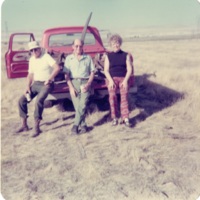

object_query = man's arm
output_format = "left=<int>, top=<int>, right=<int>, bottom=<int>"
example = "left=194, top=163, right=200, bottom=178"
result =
left=44, top=63, right=60, bottom=85
left=63, top=55, right=78, bottom=97
left=85, top=71, right=95, bottom=89
left=83, top=56, right=95, bottom=92
left=65, top=73, right=73, bottom=89
left=65, top=73, right=78, bottom=97
left=25, top=73, right=34, bottom=94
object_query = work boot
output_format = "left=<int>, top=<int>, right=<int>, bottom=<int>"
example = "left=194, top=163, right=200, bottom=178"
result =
left=16, top=118, right=29, bottom=133
left=79, top=126, right=88, bottom=134
left=71, top=125, right=78, bottom=135
left=32, top=119, right=42, bottom=137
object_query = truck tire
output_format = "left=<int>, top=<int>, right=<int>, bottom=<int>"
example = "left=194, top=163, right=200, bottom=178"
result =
left=56, top=99, right=74, bottom=112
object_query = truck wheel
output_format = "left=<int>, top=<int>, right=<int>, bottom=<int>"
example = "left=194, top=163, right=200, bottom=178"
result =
left=56, top=99, right=74, bottom=112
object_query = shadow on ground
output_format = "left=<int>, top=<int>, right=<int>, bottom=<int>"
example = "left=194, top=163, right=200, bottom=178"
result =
left=46, top=73, right=184, bottom=127
left=91, top=73, right=184, bottom=127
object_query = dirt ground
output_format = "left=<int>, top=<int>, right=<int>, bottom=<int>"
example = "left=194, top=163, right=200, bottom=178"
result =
left=1, top=38, right=200, bottom=200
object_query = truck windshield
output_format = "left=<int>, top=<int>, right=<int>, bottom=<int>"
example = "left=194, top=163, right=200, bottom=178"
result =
left=49, top=32, right=95, bottom=47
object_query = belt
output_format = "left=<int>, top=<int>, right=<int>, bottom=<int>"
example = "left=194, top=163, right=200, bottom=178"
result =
left=71, top=78, right=89, bottom=81
left=34, top=81, right=45, bottom=83
left=34, top=81, right=54, bottom=84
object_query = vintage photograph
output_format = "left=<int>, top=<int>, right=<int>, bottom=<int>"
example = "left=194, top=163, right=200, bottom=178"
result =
left=1, top=0, right=200, bottom=199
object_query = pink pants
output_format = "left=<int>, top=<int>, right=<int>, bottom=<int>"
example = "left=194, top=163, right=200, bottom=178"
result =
left=107, top=77, right=129, bottom=120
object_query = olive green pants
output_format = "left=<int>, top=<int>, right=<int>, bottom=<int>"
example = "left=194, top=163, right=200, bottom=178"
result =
left=18, top=81, right=53, bottom=120
left=71, top=79, right=91, bottom=127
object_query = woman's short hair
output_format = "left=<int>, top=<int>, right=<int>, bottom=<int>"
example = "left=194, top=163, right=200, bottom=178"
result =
left=109, top=34, right=123, bottom=46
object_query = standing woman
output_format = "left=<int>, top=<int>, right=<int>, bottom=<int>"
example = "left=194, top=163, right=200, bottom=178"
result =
left=104, top=34, right=133, bottom=127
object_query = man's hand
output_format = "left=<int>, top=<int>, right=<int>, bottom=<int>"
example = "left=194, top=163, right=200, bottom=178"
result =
left=81, top=82, right=91, bottom=93
left=44, top=80, right=52, bottom=85
left=25, top=87, right=31, bottom=95
left=69, top=86, right=78, bottom=97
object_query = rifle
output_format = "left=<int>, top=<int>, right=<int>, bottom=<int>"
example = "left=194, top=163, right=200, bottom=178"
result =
left=81, top=12, right=93, bottom=43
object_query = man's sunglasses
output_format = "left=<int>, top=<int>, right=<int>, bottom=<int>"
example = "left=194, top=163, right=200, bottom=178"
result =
left=74, top=45, right=83, bottom=48
left=30, top=48, right=40, bottom=53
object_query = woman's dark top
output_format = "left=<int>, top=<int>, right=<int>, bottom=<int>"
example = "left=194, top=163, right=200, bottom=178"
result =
left=107, top=49, right=127, bottom=77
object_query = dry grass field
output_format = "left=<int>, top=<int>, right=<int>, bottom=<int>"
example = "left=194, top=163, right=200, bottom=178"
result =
left=1, top=37, right=200, bottom=200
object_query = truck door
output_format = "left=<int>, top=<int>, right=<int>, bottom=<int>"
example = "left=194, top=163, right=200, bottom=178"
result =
left=5, top=33, right=35, bottom=78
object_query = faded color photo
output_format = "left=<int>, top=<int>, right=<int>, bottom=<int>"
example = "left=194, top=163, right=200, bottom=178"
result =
left=1, top=0, right=200, bottom=200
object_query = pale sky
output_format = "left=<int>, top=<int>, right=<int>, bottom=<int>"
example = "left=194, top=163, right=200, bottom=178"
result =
left=1, top=0, right=200, bottom=32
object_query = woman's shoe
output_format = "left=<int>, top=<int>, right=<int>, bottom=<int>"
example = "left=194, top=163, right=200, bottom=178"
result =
left=112, top=118, right=118, bottom=126
left=124, top=118, right=131, bottom=127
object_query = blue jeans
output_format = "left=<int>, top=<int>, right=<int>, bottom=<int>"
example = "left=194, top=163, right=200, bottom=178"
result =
left=71, top=79, right=91, bottom=127
left=18, top=81, right=54, bottom=120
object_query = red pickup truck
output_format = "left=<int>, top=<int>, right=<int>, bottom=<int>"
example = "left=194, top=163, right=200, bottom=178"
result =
left=5, top=26, right=136, bottom=103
